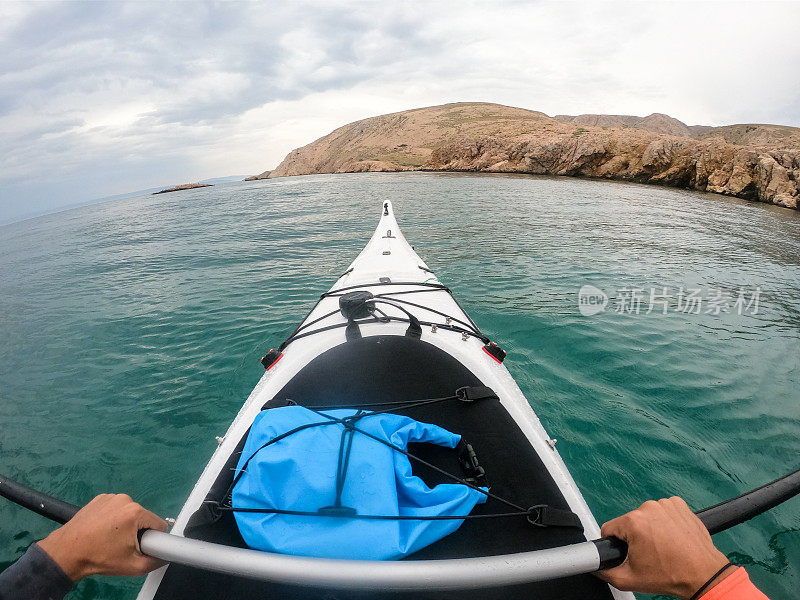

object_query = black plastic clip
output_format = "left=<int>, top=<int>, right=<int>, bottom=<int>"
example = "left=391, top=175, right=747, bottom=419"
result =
left=457, top=441, right=486, bottom=486
left=482, top=342, right=506, bottom=363
left=261, top=349, right=283, bottom=370
left=318, top=505, right=357, bottom=517
left=455, top=386, right=498, bottom=402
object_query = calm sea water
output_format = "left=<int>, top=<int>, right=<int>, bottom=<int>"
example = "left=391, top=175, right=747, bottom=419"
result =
left=1, top=172, right=798, bottom=599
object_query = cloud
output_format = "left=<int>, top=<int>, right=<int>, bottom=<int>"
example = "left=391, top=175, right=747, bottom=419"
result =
left=1, top=1, right=799, bottom=223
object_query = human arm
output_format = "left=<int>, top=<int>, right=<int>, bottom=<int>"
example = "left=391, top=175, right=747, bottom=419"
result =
left=595, top=496, right=769, bottom=599
left=37, top=493, right=167, bottom=580
left=0, top=543, right=73, bottom=600
left=0, top=493, right=167, bottom=600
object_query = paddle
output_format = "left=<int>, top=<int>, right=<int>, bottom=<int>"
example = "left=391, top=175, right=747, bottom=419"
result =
left=0, top=474, right=78, bottom=524
left=1, top=467, right=799, bottom=580
left=593, top=466, right=800, bottom=568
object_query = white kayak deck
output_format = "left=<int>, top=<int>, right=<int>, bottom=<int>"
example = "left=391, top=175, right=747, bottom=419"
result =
left=137, top=201, right=631, bottom=600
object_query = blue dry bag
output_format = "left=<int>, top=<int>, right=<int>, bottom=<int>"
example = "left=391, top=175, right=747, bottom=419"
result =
left=231, top=406, right=487, bottom=560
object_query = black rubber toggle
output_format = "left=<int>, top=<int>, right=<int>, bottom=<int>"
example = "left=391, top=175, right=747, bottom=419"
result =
left=345, top=319, right=362, bottom=341
left=455, top=386, right=498, bottom=402
left=383, top=203, right=389, bottom=216
left=405, top=315, right=422, bottom=339
left=318, top=505, right=357, bottom=517
left=339, top=290, right=375, bottom=320
left=261, top=349, right=282, bottom=370
left=483, top=342, right=506, bottom=363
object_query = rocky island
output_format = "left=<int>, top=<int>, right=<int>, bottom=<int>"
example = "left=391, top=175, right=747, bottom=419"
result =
left=259, top=103, right=799, bottom=209
left=153, top=183, right=212, bottom=194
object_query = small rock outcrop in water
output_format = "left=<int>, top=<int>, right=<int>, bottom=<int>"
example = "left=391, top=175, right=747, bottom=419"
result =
left=261, top=103, right=800, bottom=209
left=153, top=183, right=212, bottom=195
left=244, top=170, right=271, bottom=181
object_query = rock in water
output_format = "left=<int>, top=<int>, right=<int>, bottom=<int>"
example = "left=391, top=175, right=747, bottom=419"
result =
left=244, top=170, right=271, bottom=181
left=153, top=183, right=212, bottom=195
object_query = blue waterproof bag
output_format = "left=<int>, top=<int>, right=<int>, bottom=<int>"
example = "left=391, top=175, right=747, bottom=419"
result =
left=231, top=406, right=487, bottom=560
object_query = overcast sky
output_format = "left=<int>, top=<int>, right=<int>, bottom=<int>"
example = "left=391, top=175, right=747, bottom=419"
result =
left=1, top=1, right=799, bottom=223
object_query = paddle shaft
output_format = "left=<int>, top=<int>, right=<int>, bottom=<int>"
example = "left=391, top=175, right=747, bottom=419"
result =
left=2, top=468, right=799, bottom=575
left=0, top=474, right=78, bottom=525
left=595, top=466, right=800, bottom=568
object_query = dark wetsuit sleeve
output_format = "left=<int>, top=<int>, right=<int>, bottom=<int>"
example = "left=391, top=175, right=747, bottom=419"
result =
left=0, top=543, right=74, bottom=600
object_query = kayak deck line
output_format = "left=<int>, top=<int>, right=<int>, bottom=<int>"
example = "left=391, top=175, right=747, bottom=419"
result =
left=271, top=280, right=495, bottom=358
left=204, top=388, right=585, bottom=535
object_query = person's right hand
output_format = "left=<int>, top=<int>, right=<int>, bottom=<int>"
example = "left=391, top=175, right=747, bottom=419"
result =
left=37, top=493, right=168, bottom=581
left=595, top=496, right=734, bottom=599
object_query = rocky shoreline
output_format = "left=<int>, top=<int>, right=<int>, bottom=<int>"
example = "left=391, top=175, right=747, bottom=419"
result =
left=261, top=103, right=799, bottom=210
left=153, top=183, right=212, bottom=195
left=244, top=170, right=271, bottom=181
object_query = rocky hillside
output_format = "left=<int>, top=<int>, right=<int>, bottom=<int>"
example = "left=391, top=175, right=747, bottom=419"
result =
left=264, top=103, right=800, bottom=209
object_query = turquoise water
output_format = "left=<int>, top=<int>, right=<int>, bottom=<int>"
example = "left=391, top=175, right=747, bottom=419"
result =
left=1, top=172, right=798, bottom=599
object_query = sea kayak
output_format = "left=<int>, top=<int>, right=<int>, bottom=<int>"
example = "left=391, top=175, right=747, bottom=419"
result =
left=137, top=201, right=633, bottom=600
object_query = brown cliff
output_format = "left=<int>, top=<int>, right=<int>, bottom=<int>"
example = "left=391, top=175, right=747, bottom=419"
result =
left=263, top=103, right=799, bottom=209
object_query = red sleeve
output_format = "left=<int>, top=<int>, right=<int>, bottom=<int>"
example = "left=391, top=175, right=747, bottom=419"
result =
left=700, top=567, right=770, bottom=600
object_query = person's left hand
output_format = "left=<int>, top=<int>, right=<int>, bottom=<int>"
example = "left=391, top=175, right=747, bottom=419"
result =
left=37, top=493, right=168, bottom=581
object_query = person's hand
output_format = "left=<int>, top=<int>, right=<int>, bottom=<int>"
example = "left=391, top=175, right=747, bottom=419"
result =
left=37, top=493, right=168, bottom=581
left=595, top=496, right=734, bottom=599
